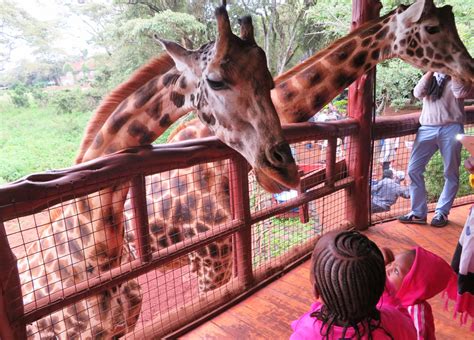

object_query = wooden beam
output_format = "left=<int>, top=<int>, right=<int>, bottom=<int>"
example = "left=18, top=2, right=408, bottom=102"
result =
left=346, top=0, right=382, bottom=230
left=0, top=221, right=26, bottom=339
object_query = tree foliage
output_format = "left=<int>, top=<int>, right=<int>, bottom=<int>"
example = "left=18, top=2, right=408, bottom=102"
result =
left=1, top=0, right=472, bottom=108
left=0, top=0, right=58, bottom=71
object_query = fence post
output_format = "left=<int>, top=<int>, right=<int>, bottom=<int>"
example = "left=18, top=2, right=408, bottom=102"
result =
left=229, top=156, right=253, bottom=288
left=346, top=0, right=381, bottom=230
left=325, top=137, right=337, bottom=188
left=0, top=220, right=26, bottom=339
left=130, top=175, right=153, bottom=263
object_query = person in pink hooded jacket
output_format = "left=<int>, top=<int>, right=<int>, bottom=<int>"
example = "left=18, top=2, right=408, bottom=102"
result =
left=291, top=231, right=416, bottom=339
left=382, top=246, right=454, bottom=340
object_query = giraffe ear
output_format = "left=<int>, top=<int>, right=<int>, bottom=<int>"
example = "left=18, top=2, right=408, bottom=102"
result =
left=400, top=0, right=434, bottom=24
left=154, top=35, right=193, bottom=72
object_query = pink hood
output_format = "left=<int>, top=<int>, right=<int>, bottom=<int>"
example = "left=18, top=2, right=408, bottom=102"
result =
left=395, top=246, right=454, bottom=306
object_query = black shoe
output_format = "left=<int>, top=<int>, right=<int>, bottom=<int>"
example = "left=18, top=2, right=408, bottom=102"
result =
left=431, top=213, right=448, bottom=228
left=398, top=213, right=427, bottom=225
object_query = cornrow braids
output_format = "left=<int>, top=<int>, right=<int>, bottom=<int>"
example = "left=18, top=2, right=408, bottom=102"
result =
left=309, top=231, right=392, bottom=340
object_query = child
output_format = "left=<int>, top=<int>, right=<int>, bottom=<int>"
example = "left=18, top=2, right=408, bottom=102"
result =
left=382, top=246, right=454, bottom=339
left=444, top=156, right=474, bottom=329
left=291, top=230, right=416, bottom=339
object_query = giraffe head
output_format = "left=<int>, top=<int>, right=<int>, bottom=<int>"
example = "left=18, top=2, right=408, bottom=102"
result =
left=155, top=6, right=299, bottom=193
left=392, top=0, right=473, bottom=83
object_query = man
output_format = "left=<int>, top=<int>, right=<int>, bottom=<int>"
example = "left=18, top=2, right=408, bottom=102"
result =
left=372, top=169, right=410, bottom=213
left=379, top=137, right=399, bottom=172
left=398, top=72, right=473, bottom=227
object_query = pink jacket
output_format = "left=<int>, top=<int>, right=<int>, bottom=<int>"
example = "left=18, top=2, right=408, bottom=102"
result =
left=290, top=302, right=416, bottom=340
left=381, top=247, right=455, bottom=340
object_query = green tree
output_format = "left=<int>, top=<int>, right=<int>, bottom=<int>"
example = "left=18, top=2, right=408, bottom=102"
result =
left=0, top=0, right=58, bottom=71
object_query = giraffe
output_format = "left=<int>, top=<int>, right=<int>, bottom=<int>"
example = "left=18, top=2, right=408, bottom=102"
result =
left=121, top=0, right=474, bottom=293
left=273, top=0, right=473, bottom=124
left=18, top=5, right=299, bottom=339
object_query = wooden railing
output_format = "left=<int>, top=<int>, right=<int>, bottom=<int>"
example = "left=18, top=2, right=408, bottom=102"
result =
left=1, top=107, right=472, bottom=338
left=0, top=119, right=357, bottom=339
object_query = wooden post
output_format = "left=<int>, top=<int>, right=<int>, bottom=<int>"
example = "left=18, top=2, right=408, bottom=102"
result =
left=325, top=137, right=337, bottom=188
left=130, top=175, right=152, bottom=262
left=229, top=156, right=253, bottom=288
left=0, top=220, right=26, bottom=339
left=346, top=0, right=381, bottom=230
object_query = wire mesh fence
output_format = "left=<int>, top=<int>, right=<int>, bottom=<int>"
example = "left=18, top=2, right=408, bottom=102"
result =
left=1, top=109, right=474, bottom=338
left=370, top=115, right=474, bottom=224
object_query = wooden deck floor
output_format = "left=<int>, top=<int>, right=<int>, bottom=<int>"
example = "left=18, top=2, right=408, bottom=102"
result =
left=183, top=204, right=471, bottom=340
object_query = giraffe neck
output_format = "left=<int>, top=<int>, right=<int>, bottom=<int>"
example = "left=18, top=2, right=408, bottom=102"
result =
left=272, top=10, right=397, bottom=123
left=81, top=69, right=193, bottom=162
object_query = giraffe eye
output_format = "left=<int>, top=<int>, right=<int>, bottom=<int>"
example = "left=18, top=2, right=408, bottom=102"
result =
left=425, top=26, right=440, bottom=34
left=206, top=78, right=228, bottom=90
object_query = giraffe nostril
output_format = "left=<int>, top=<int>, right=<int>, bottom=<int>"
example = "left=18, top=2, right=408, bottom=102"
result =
left=266, top=143, right=295, bottom=167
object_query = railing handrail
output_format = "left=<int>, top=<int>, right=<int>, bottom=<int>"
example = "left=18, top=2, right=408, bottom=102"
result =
left=373, top=105, right=474, bottom=139
left=0, top=119, right=358, bottom=222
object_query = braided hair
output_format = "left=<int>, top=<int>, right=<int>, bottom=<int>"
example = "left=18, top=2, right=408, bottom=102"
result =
left=310, top=231, right=391, bottom=340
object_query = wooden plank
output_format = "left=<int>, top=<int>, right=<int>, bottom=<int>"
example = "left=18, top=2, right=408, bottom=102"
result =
left=266, top=279, right=313, bottom=307
left=226, top=296, right=294, bottom=336
left=180, top=320, right=244, bottom=340
left=190, top=304, right=270, bottom=339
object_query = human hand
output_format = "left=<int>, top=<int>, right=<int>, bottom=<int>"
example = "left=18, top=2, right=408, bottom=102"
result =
left=464, top=157, right=474, bottom=173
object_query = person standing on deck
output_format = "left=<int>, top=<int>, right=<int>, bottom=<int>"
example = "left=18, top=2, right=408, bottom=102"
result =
left=398, top=72, right=473, bottom=227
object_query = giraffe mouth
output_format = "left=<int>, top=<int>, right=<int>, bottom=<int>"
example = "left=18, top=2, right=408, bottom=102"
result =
left=255, top=164, right=300, bottom=194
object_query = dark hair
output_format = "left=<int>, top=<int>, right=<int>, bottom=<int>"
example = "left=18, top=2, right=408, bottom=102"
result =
left=383, top=169, right=393, bottom=179
left=310, top=231, right=391, bottom=339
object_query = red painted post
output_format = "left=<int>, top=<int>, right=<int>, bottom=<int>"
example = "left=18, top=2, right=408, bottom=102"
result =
left=346, top=0, right=382, bottom=230
left=130, top=175, right=152, bottom=262
left=229, top=156, right=253, bottom=288
left=0, top=220, right=26, bottom=339
left=325, top=137, right=337, bottom=188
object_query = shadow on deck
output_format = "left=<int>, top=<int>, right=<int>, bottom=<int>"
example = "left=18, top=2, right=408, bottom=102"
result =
left=183, top=204, right=471, bottom=340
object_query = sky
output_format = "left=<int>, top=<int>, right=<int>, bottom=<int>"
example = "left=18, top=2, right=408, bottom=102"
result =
left=6, top=0, right=93, bottom=70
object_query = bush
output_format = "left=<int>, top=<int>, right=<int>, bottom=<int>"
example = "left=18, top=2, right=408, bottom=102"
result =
left=333, top=98, right=348, bottom=114
left=8, top=84, right=30, bottom=108
left=376, top=60, right=423, bottom=110
left=31, top=86, right=49, bottom=107
left=425, top=148, right=471, bottom=202
left=49, top=88, right=101, bottom=114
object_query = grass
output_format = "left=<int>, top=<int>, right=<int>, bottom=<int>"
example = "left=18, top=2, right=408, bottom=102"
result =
left=252, top=215, right=320, bottom=266
left=0, top=93, right=189, bottom=185
left=0, top=95, right=92, bottom=184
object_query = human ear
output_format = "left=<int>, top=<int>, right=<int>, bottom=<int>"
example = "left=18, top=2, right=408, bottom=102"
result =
left=382, top=247, right=395, bottom=265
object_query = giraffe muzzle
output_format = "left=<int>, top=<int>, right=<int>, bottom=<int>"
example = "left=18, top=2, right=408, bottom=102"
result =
left=255, top=142, right=300, bottom=193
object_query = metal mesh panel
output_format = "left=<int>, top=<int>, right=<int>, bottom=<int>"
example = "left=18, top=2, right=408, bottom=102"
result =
left=4, top=181, right=143, bottom=339
left=371, top=122, right=474, bottom=224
